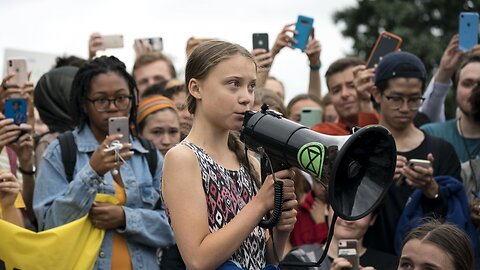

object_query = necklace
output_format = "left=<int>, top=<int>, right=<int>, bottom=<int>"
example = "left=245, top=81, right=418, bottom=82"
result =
left=458, top=117, right=478, bottom=192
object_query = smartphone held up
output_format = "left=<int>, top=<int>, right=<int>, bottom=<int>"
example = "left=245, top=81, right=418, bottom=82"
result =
left=136, top=37, right=164, bottom=52
left=101, top=35, right=124, bottom=50
left=252, top=33, right=269, bottom=52
left=6, top=58, right=29, bottom=87
left=459, top=12, right=479, bottom=52
left=108, top=116, right=130, bottom=144
left=338, top=239, right=359, bottom=270
left=366, top=32, right=402, bottom=69
left=292, top=15, right=314, bottom=51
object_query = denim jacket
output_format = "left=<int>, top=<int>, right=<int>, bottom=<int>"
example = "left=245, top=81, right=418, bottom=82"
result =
left=33, top=126, right=175, bottom=270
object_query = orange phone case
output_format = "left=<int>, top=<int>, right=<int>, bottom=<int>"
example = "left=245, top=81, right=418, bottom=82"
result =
left=366, top=31, right=403, bottom=68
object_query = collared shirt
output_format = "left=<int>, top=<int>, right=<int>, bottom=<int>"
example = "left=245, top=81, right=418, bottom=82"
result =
left=33, top=125, right=175, bottom=270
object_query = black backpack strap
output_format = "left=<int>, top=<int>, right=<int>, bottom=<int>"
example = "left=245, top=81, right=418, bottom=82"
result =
left=58, top=131, right=76, bottom=183
left=138, top=137, right=158, bottom=178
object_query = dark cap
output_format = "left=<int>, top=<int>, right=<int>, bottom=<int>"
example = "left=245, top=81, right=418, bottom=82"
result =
left=374, top=51, right=426, bottom=87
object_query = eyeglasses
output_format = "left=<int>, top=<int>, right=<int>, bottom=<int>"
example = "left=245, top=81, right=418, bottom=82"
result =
left=383, top=95, right=425, bottom=110
left=86, top=95, right=132, bottom=112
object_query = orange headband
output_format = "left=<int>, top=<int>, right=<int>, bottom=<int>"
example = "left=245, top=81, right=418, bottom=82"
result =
left=136, top=96, right=178, bottom=124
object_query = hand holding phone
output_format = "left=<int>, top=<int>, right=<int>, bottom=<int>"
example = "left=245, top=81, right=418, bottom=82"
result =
left=135, top=37, right=163, bottom=52
left=292, top=15, right=314, bottom=51
left=407, top=158, right=432, bottom=170
left=366, top=32, right=403, bottom=69
left=338, top=239, right=359, bottom=270
left=108, top=117, right=129, bottom=144
left=459, top=12, right=479, bottom=52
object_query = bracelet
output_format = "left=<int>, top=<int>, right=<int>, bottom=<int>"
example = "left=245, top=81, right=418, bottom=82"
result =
left=18, top=166, right=36, bottom=176
left=309, top=64, right=321, bottom=71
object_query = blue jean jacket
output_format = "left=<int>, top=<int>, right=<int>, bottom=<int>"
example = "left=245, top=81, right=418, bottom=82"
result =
left=33, top=126, right=175, bottom=270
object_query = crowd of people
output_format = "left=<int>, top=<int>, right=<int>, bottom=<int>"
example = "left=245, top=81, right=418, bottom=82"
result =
left=0, top=19, right=479, bottom=270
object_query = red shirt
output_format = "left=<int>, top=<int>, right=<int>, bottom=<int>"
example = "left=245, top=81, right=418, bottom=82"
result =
left=290, top=191, right=328, bottom=247
left=312, top=112, right=380, bottom=135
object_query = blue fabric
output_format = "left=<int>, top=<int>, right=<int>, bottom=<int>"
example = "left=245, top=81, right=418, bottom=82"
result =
left=395, top=175, right=480, bottom=256
left=33, top=126, right=175, bottom=270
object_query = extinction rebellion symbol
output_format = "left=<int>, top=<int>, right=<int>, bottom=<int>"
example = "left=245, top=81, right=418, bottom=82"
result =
left=297, top=142, right=325, bottom=178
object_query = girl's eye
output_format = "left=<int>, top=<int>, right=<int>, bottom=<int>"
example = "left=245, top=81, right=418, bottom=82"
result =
left=248, top=83, right=256, bottom=92
left=228, top=80, right=240, bottom=87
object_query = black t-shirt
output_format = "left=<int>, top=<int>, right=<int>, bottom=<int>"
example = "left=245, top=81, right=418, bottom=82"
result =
left=363, top=132, right=461, bottom=255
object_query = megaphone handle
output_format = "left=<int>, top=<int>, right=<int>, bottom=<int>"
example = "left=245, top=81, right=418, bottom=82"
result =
left=258, top=180, right=284, bottom=228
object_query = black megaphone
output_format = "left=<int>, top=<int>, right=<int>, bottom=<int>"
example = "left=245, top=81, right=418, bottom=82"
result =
left=240, top=106, right=396, bottom=222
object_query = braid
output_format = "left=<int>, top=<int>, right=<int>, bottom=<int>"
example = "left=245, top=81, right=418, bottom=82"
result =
left=227, top=131, right=259, bottom=186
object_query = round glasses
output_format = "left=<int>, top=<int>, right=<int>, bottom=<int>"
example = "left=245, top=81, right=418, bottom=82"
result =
left=384, top=95, right=425, bottom=110
left=86, top=95, right=132, bottom=112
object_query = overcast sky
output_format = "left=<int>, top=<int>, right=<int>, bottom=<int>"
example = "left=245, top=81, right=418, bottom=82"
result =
left=1, top=0, right=357, bottom=103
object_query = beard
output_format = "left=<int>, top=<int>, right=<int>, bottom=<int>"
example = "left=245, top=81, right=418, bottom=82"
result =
left=469, top=86, right=480, bottom=123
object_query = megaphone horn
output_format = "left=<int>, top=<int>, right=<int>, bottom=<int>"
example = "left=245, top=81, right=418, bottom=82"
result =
left=240, top=107, right=396, bottom=221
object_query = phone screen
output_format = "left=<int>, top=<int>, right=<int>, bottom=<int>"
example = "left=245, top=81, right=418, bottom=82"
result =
left=366, top=32, right=402, bottom=68
left=4, top=98, right=27, bottom=125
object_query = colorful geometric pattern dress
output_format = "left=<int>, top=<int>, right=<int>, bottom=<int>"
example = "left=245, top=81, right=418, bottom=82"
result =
left=182, top=141, right=266, bottom=270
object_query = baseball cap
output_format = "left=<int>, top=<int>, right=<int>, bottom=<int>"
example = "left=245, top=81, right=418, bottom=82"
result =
left=375, top=51, right=426, bottom=87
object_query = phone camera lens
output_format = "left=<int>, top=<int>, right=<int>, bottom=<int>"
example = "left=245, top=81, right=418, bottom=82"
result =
left=8, top=60, right=12, bottom=66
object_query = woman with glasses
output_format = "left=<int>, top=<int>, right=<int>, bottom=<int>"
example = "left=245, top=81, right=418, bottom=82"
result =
left=33, top=56, right=175, bottom=269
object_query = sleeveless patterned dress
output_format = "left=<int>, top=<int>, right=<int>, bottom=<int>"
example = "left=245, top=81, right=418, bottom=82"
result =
left=182, top=141, right=266, bottom=270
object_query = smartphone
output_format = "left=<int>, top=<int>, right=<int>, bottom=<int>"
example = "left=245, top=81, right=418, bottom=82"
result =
left=338, top=239, right=359, bottom=270
left=4, top=98, right=27, bottom=125
left=407, top=158, right=432, bottom=170
left=108, top=117, right=129, bottom=143
left=366, top=31, right=403, bottom=69
left=459, top=12, right=479, bottom=52
left=300, top=107, right=323, bottom=128
left=292, top=15, right=314, bottom=51
left=7, top=58, right=29, bottom=87
left=101, top=35, right=124, bottom=49
left=137, top=37, right=163, bottom=52
left=252, top=33, right=269, bottom=52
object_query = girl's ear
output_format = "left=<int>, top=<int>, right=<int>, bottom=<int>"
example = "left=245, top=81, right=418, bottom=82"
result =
left=188, top=78, right=202, bottom=100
